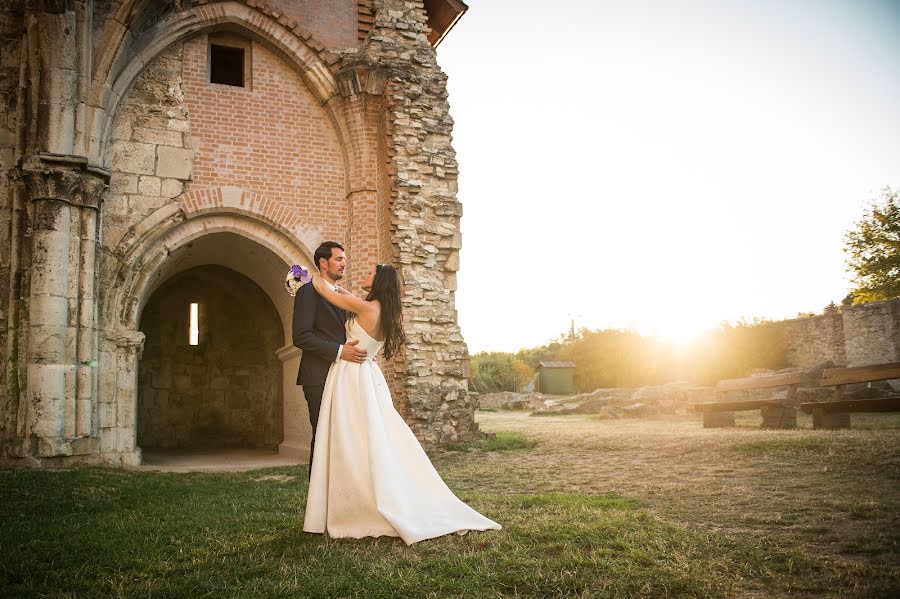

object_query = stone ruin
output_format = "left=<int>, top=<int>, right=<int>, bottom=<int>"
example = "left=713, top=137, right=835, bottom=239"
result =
left=0, top=0, right=478, bottom=467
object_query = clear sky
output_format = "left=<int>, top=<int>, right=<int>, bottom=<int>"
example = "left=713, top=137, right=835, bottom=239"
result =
left=437, top=0, right=900, bottom=353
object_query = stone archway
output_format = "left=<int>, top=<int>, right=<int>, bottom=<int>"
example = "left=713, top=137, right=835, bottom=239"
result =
left=99, top=208, right=317, bottom=465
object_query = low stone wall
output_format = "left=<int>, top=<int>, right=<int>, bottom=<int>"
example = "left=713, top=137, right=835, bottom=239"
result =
left=783, top=298, right=900, bottom=368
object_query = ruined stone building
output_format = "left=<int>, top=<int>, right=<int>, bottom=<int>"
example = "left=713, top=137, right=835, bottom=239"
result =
left=0, top=0, right=476, bottom=466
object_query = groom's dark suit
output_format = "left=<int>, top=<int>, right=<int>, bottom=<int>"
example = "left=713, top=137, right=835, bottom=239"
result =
left=292, top=281, right=347, bottom=475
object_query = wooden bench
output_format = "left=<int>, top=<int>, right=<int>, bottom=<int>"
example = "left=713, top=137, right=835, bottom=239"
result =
left=694, top=371, right=815, bottom=429
left=800, top=362, right=900, bottom=429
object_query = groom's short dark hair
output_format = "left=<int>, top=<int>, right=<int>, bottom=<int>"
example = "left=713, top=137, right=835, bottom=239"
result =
left=314, top=241, right=344, bottom=270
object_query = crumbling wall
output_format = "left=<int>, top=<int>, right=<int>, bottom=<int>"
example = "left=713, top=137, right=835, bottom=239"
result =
left=783, top=298, right=900, bottom=368
left=363, top=0, right=475, bottom=444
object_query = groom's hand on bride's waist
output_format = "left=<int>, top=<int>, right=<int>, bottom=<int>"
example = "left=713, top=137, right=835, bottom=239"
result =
left=340, top=340, right=366, bottom=363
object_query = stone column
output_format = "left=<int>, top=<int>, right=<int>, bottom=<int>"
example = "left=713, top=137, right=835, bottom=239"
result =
left=25, top=1, right=78, bottom=157
left=100, top=329, right=144, bottom=466
left=276, top=344, right=310, bottom=460
left=19, top=153, right=108, bottom=457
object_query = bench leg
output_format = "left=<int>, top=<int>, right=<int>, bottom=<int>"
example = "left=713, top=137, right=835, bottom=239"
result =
left=762, top=405, right=797, bottom=429
left=703, top=411, right=735, bottom=428
left=812, top=409, right=851, bottom=430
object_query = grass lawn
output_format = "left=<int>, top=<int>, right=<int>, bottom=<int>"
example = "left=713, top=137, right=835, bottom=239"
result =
left=1, top=412, right=898, bottom=598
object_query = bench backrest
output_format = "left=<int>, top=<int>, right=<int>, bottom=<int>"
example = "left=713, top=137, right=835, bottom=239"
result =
left=820, top=362, right=900, bottom=387
left=714, top=371, right=815, bottom=392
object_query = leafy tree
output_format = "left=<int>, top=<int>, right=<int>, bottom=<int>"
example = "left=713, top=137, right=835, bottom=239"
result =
left=681, top=319, right=788, bottom=385
left=469, top=352, right=531, bottom=394
left=470, top=319, right=791, bottom=394
left=845, top=188, right=900, bottom=304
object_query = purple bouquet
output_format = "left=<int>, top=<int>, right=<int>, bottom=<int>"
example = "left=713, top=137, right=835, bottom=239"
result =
left=285, top=264, right=312, bottom=296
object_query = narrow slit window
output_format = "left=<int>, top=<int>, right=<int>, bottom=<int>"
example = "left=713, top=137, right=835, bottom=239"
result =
left=189, top=303, right=199, bottom=346
left=210, top=44, right=245, bottom=87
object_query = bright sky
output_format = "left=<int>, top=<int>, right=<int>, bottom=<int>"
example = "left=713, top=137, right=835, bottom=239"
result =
left=437, top=0, right=900, bottom=353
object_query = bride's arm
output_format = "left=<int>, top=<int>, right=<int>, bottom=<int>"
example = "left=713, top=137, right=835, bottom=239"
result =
left=312, top=274, right=375, bottom=315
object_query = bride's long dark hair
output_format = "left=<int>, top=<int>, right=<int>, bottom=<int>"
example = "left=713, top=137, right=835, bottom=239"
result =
left=365, top=264, right=406, bottom=359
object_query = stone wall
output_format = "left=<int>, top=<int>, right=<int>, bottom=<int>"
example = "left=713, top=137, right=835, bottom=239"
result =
left=843, top=299, right=900, bottom=366
left=103, top=44, right=191, bottom=253
left=138, top=266, right=283, bottom=449
left=783, top=298, right=900, bottom=368
left=1, top=0, right=478, bottom=465
left=360, top=0, right=476, bottom=443
left=783, top=313, right=846, bottom=368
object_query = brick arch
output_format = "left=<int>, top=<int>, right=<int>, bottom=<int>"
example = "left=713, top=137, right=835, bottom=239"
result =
left=177, top=187, right=325, bottom=255
left=88, top=0, right=342, bottom=166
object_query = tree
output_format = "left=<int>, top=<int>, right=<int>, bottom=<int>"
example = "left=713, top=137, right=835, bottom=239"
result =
left=469, top=352, right=531, bottom=394
left=845, top=188, right=900, bottom=304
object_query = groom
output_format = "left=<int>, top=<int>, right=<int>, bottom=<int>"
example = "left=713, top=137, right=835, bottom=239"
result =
left=292, top=241, right=367, bottom=476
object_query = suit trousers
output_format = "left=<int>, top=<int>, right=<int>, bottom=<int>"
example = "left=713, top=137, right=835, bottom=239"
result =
left=302, top=384, right=324, bottom=480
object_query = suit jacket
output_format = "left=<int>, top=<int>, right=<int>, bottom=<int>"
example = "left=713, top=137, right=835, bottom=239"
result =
left=292, top=282, right=347, bottom=386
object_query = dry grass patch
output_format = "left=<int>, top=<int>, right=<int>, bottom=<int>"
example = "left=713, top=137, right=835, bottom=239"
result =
left=432, top=410, right=900, bottom=596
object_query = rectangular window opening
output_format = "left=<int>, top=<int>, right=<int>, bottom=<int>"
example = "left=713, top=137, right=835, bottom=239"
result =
left=210, top=44, right=245, bottom=87
left=189, top=303, right=200, bottom=346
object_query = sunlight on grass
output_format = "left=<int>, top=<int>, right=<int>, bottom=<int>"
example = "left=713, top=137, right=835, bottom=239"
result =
left=3, top=411, right=899, bottom=597
left=731, top=437, right=832, bottom=454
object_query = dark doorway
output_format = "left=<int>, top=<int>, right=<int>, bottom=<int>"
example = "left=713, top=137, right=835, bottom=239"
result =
left=137, top=265, right=283, bottom=449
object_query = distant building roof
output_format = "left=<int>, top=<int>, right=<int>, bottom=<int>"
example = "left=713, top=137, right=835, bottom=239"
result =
left=538, top=361, right=576, bottom=369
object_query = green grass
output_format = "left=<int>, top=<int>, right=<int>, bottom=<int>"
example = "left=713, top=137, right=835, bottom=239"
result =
left=485, top=432, right=538, bottom=451
left=731, top=436, right=832, bottom=454
left=3, top=411, right=899, bottom=598
left=445, top=431, right=538, bottom=453
left=0, top=467, right=814, bottom=598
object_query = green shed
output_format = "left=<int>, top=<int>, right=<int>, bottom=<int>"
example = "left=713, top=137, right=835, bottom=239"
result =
left=537, top=361, right=576, bottom=395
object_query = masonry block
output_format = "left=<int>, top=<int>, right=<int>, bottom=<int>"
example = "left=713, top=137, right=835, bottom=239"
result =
left=110, top=141, right=156, bottom=175
left=156, top=146, right=193, bottom=179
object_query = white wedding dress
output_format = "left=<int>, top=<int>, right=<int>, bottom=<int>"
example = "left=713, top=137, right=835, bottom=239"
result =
left=303, top=319, right=501, bottom=545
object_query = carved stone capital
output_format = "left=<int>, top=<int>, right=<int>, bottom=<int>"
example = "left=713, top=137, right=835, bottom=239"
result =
left=18, top=153, right=110, bottom=210
left=335, top=63, right=388, bottom=97
left=105, top=329, right=145, bottom=352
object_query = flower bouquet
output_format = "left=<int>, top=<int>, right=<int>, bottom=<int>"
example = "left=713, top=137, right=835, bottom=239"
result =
left=285, top=264, right=312, bottom=296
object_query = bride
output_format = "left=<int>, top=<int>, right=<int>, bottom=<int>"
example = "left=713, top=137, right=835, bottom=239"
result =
left=303, top=264, right=501, bottom=545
